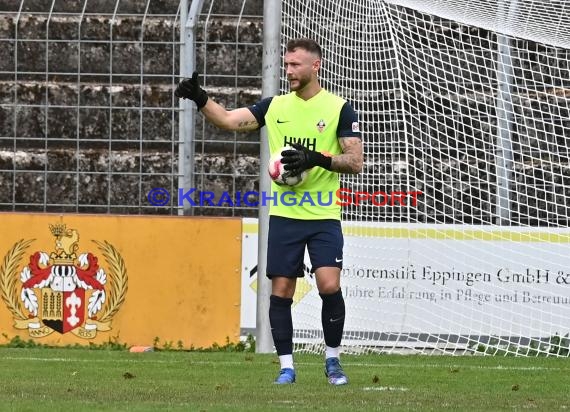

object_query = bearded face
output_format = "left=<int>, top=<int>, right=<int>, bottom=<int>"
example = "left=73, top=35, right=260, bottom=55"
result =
left=284, top=48, right=320, bottom=92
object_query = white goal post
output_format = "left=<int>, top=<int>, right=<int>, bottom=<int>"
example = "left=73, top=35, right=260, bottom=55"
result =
left=273, top=0, right=570, bottom=356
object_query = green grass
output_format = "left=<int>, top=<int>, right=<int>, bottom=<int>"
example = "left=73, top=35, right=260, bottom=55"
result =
left=0, top=347, right=568, bottom=411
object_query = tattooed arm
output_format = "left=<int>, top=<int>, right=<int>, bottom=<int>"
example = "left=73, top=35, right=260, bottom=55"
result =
left=331, top=137, right=363, bottom=174
left=199, top=99, right=259, bottom=132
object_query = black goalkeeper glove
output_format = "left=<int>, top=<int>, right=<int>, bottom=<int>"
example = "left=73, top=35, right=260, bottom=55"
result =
left=174, top=71, right=209, bottom=109
left=280, top=143, right=332, bottom=176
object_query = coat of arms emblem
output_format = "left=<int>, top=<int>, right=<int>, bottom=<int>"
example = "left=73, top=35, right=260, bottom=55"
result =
left=0, top=223, right=127, bottom=339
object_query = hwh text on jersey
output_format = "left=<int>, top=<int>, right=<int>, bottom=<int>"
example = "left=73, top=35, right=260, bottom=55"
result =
left=283, top=136, right=317, bottom=151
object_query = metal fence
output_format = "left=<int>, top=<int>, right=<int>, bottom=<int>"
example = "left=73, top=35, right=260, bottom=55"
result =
left=184, top=0, right=263, bottom=217
left=0, top=0, right=263, bottom=216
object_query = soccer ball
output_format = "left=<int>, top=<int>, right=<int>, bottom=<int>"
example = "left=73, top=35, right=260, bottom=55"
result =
left=268, top=146, right=308, bottom=187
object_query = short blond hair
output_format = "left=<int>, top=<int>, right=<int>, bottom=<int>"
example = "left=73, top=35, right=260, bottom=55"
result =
left=286, top=38, right=322, bottom=59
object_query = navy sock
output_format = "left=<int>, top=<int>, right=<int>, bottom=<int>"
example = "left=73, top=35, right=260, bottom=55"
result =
left=320, top=289, right=345, bottom=348
left=269, top=295, right=294, bottom=356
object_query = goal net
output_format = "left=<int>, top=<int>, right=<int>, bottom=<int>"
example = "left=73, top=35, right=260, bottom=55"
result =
left=281, top=0, right=570, bottom=355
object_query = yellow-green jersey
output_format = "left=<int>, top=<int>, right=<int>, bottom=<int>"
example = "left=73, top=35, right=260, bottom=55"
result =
left=248, top=89, right=361, bottom=220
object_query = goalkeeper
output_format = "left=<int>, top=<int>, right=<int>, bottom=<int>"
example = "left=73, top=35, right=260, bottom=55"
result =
left=175, top=38, right=363, bottom=385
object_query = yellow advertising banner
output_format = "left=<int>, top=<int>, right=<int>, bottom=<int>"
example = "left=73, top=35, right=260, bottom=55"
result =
left=0, top=213, right=242, bottom=349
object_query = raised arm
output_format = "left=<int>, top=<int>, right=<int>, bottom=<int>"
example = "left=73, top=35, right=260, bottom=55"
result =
left=199, top=100, right=259, bottom=132
left=175, top=72, right=259, bottom=132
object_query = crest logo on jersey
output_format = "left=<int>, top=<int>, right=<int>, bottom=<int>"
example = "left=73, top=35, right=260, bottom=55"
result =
left=316, top=119, right=326, bottom=133
left=0, top=223, right=128, bottom=339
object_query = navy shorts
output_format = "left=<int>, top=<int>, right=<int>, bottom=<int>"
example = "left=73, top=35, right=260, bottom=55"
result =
left=266, top=215, right=344, bottom=278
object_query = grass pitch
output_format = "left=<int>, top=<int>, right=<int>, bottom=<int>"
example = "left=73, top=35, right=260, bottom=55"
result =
left=0, top=347, right=567, bottom=411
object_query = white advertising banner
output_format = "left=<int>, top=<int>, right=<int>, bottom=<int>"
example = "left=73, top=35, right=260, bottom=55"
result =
left=241, top=219, right=570, bottom=342
left=240, top=218, right=259, bottom=335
